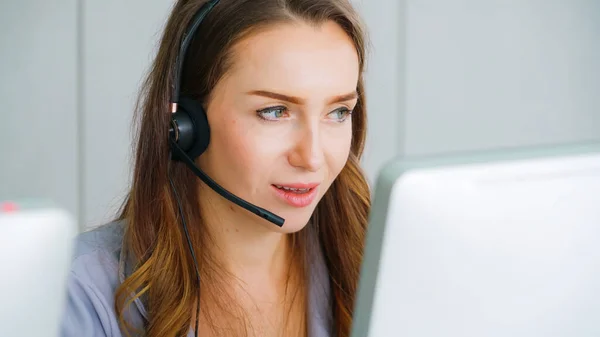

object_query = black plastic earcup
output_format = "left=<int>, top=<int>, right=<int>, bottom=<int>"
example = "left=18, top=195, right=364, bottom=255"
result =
left=170, top=95, right=210, bottom=160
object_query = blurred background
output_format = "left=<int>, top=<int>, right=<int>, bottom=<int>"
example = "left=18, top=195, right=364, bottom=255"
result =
left=1, top=0, right=599, bottom=230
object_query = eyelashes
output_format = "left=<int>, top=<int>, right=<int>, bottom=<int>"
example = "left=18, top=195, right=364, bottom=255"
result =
left=329, top=107, right=352, bottom=121
left=256, top=106, right=353, bottom=123
left=256, top=106, right=288, bottom=121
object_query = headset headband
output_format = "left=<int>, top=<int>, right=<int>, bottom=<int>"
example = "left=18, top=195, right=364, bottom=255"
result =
left=171, top=0, right=221, bottom=112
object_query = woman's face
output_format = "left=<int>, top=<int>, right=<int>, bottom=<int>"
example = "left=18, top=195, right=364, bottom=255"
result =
left=198, top=20, right=360, bottom=233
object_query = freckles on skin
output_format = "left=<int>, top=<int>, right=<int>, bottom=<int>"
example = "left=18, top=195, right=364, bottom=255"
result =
left=210, top=108, right=282, bottom=200
left=210, top=114, right=258, bottom=184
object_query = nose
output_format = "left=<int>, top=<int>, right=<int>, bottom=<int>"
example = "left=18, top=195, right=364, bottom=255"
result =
left=288, top=122, right=324, bottom=172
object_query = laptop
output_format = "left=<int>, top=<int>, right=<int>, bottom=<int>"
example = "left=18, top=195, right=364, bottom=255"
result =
left=352, top=142, right=600, bottom=337
left=0, top=202, right=77, bottom=337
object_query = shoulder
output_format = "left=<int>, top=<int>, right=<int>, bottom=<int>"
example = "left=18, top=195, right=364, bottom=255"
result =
left=60, top=220, right=132, bottom=337
left=71, top=220, right=124, bottom=280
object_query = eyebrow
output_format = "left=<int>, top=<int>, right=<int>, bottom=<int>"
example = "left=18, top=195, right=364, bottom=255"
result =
left=246, top=90, right=358, bottom=105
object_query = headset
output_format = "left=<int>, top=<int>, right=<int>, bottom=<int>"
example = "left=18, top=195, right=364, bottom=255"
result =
left=165, top=1, right=285, bottom=335
left=168, top=0, right=285, bottom=227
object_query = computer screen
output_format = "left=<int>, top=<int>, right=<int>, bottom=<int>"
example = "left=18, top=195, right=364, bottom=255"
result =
left=352, top=144, right=600, bottom=337
left=0, top=204, right=76, bottom=337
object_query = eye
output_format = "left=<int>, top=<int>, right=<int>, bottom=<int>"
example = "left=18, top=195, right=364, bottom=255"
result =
left=327, top=107, right=352, bottom=122
left=256, top=106, right=288, bottom=121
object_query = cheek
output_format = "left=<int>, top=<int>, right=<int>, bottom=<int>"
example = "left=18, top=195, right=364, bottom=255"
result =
left=211, top=121, right=252, bottom=168
left=209, top=119, right=281, bottom=185
left=325, top=126, right=353, bottom=179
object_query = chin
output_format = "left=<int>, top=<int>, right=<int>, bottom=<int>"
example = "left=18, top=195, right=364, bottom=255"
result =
left=261, top=184, right=325, bottom=233
left=278, top=220, right=311, bottom=234
left=264, top=208, right=316, bottom=234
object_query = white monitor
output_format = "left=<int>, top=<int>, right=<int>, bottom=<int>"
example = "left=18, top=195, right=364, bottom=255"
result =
left=0, top=204, right=77, bottom=337
left=352, top=143, right=600, bottom=337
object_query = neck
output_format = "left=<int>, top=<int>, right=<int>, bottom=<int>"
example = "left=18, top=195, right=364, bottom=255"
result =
left=193, top=186, right=308, bottom=336
left=199, top=186, right=292, bottom=284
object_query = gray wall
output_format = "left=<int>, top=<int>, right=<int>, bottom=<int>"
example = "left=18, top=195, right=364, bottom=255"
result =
left=353, top=0, right=406, bottom=183
left=1, top=0, right=599, bottom=229
left=0, top=1, right=79, bottom=217
left=81, top=1, right=174, bottom=227
left=403, top=0, right=600, bottom=156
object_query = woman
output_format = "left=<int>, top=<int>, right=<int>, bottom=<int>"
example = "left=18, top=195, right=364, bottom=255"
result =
left=61, top=0, right=370, bottom=336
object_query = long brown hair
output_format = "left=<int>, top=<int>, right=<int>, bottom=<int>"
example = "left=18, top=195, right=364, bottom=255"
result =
left=115, top=0, right=371, bottom=336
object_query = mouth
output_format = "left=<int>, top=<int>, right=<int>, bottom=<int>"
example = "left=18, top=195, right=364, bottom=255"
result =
left=271, top=183, right=320, bottom=208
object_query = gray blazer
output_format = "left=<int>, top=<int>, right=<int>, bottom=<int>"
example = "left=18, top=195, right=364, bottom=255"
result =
left=59, top=221, right=333, bottom=337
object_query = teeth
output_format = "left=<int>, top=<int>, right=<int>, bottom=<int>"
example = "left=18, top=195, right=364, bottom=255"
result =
left=275, top=185, right=310, bottom=192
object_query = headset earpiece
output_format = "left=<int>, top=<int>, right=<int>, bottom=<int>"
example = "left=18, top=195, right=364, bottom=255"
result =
left=169, top=95, right=211, bottom=161
left=165, top=0, right=284, bottom=230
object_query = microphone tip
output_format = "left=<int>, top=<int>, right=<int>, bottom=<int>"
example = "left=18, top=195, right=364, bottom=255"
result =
left=260, top=211, right=285, bottom=227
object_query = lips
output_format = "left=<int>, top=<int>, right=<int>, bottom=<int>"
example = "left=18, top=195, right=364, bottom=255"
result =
left=271, top=183, right=320, bottom=207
